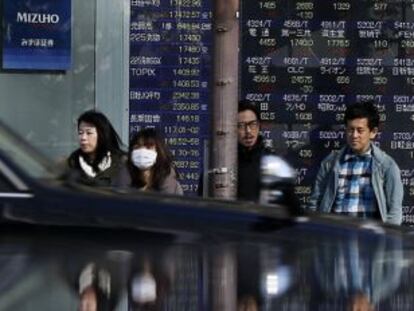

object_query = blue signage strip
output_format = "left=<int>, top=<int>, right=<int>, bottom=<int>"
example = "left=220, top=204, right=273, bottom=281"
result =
left=3, top=0, right=71, bottom=70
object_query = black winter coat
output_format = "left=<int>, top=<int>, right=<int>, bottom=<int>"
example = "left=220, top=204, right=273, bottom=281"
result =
left=237, top=137, right=273, bottom=202
left=67, top=150, right=127, bottom=187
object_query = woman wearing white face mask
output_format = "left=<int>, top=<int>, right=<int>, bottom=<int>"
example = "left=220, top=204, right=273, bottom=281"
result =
left=125, top=128, right=183, bottom=195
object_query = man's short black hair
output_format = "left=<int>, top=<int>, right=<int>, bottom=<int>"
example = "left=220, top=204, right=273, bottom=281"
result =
left=344, top=101, right=380, bottom=130
left=238, top=100, right=260, bottom=121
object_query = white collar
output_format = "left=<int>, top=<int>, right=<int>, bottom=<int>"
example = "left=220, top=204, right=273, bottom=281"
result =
left=79, top=152, right=112, bottom=177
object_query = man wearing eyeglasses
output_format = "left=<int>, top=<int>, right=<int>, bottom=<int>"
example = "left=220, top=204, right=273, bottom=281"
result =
left=308, top=102, right=403, bottom=225
left=237, top=100, right=274, bottom=202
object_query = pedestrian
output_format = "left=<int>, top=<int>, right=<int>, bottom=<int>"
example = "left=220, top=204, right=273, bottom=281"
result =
left=122, top=128, right=183, bottom=195
left=67, top=110, right=126, bottom=187
left=308, top=101, right=403, bottom=225
left=237, top=100, right=274, bottom=201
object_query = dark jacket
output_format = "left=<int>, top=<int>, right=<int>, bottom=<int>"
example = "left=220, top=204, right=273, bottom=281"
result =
left=67, top=150, right=127, bottom=187
left=238, top=136, right=273, bottom=202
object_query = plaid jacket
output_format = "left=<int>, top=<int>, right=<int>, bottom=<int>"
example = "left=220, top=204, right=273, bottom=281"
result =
left=308, top=143, right=403, bottom=225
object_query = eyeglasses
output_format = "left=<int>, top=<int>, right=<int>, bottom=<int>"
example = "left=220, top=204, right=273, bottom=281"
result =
left=237, top=120, right=259, bottom=131
left=346, top=128, right=368, bottom=135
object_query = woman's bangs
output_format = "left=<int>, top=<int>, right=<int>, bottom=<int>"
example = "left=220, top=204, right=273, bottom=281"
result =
left=134, top=136, right=156, bottom=149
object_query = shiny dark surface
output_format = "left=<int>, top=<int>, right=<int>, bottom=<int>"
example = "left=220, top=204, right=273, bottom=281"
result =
left=0, top=219, right=413, bottom=311
left=0, top=121, right=414, bottom=311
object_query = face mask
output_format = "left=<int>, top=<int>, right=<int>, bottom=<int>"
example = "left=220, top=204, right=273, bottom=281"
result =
left=131, top=272, right=157, bottom=304
left=131, top=148, right=157, bottom=170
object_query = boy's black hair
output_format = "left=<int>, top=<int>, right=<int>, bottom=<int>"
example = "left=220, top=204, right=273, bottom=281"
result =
left=344, top=101, right=379, bottom=130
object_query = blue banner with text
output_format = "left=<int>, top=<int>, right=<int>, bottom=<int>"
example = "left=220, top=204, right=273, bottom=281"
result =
left=3, top=0, right=71, bottom=70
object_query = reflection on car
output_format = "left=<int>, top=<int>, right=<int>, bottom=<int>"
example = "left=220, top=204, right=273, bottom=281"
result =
left=0, top=120, right=414, bottom=311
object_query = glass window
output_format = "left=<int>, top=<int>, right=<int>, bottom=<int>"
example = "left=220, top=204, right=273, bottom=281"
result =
left=0, top=171, right=16, bottom=192
left=0, top=124, right=58, bottom=180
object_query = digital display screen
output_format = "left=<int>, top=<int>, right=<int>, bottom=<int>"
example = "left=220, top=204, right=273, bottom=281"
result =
left=241, top=0, right=414, bottom=223
left=129, top=0, right=212, bottom=195
left=129, top=0, right=414, bottom=223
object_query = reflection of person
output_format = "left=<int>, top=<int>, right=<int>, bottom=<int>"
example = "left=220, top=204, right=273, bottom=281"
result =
left=67, top=110, right=126, bottom=187
left=78, top=263, right=111, bottom=311
left=308, top=102, right=403, bottom=225
left=128, top=258, right=157, bottom=311
left=79, top=287, right=99, bottom=311
left=237, top=295, right=258, bottom=311
left=120, top=128, right=183, bottom=195
left=238, top=101, right=274, bottom=202
left=313, top=232, right=403, bottom=310
left=348, top=292, right=374, bottom=311
left=127, top=251, right=178, bottom=311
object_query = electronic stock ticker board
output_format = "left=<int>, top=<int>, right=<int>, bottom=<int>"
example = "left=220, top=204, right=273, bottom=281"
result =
left=129, top=0, right=414, bottom=223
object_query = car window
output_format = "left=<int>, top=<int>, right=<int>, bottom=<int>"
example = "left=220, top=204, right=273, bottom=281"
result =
left=0, top=124, right=58, bottom=180
left=0, top=171, right=16, bottom=192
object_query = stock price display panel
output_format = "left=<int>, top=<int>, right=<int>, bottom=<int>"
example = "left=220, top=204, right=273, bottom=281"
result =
left=241, top=0, right=414, bottom=223
left=129, top=0, right=212, bottom=195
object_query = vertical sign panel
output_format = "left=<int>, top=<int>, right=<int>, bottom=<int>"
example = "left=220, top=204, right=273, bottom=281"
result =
left=129, top=0, right=212, bottom=195
left=3, top=0, right=71, bottom=70
left=241, top=0, right=414, bottom=223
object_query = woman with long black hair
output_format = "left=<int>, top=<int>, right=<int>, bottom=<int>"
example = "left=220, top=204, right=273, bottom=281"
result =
left=67, top=110, right=126, bottom=187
